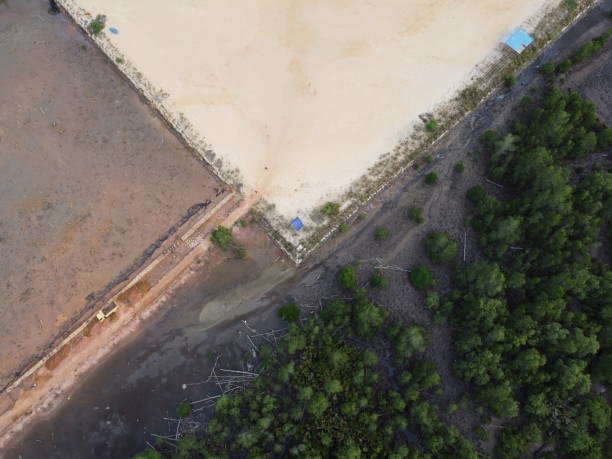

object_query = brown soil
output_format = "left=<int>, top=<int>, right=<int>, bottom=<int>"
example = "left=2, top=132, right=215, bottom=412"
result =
left=0, top=0, right=225, bottom=387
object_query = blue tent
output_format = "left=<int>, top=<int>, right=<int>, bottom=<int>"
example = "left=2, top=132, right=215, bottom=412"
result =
left=503, top=28, right=533, bottom=53
left=290, top=217, right=304, bottom=231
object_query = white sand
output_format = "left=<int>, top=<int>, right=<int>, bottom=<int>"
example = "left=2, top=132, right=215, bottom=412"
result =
left=74, top=0, right=552, bottom=222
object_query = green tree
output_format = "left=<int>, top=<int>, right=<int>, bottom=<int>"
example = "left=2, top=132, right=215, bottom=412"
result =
left=277, top=303, right=300, bottom=322
left=425, top=172, right=439, bottom=185
left=408, top=206, right=425, bottom=224
left=210, top=226, right=233, bottom=250
left=425, top=231, right=458, bottom=264
left=409, top=266, right=434, bottom=290
left=337, top=265, right=357, bottom=289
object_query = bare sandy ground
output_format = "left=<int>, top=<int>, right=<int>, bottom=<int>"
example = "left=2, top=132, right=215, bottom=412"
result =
left=73, top=0, right=557, bottom=224
left=0, top=0, right=224, bottom=388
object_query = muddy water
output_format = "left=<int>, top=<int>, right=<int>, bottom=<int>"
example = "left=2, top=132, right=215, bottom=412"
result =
left=3, top=252, right=295, bottom=459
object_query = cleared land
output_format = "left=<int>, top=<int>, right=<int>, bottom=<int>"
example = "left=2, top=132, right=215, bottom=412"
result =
left=4, top=2, right=610, bottom=457
left=71, top=0, right=556, bottom=226
left=0, top=0, right=224, bottom=387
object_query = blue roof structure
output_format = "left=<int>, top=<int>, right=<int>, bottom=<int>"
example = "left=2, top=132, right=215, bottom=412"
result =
left=290, top=217, right=304, bottom=231
left=503, top=28, right=534, bottom=53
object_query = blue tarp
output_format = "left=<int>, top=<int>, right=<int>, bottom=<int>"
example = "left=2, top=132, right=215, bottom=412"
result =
left=503, top=28, right=533, bottom=53
left=290, top=217, right=304, bottom=231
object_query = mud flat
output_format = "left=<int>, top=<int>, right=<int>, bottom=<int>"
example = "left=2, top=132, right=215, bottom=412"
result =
left=59, top=0, right=589, bottom=259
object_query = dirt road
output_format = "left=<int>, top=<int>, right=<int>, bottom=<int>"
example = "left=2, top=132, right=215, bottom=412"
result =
left=3, top=1, right=611, bottom=458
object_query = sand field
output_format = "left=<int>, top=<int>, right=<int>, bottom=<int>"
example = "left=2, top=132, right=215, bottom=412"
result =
left=71, top=0, right=556, bottom=227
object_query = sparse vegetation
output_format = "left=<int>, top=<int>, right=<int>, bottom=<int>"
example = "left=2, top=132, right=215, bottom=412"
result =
left=87, top=14, right=106, bottom=36
left=504, top=74, right=517, bottom=88
left=425, top=172, right=438, bottom=185
left=425, top=119, right=439, bottom=132
left=408, top=206, right=425, bottom=224
left=454, top=162, right=465, bottom=173
left=320, top=201, right=340, bottom=216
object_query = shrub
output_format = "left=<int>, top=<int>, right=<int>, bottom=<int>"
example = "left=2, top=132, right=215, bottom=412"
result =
left=424, top=154, right=433, bottom=163
left=321, top=201, right=340, bottom=216
left=467, top=185, right=486, bottom=202
left=374, top=227, right=389, bottom=241
left=425, top=172, right=438, bottom=185
left=211, top=226, right=233, bottom=251
left=425, top=119, right=438, bottom=132
left=337, top=265, right=357, bottom=289
left=425, top=231, right=458, bottom=264
left=176, top=402, right=192, bottom=419
left=87, top=15, right=106, bottom=35
left=277, top=303, right=300, bottom=323
left=557, top=59, right=572, bottom=73
left=369, top=270, right=389, bottom=289
left=504, top=74, right=516, bottom=88
left=338, top=223, right=349, bottom=233
left=408, top=206, right=425, bottom=224
left=235, top=245, right=248, bottom=259
left=409, top=266, right=434, bottom=290
left=115, top=57, right=124, bottom=64
left=538, top=62, right=556, bottom=75
left=412, top=163, right=421, bottom=170
left=454, top=163, right=465, bottom=173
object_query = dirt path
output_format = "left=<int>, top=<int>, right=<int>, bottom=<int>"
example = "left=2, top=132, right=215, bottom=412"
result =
left=3, top=1, right=611, bottom=458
